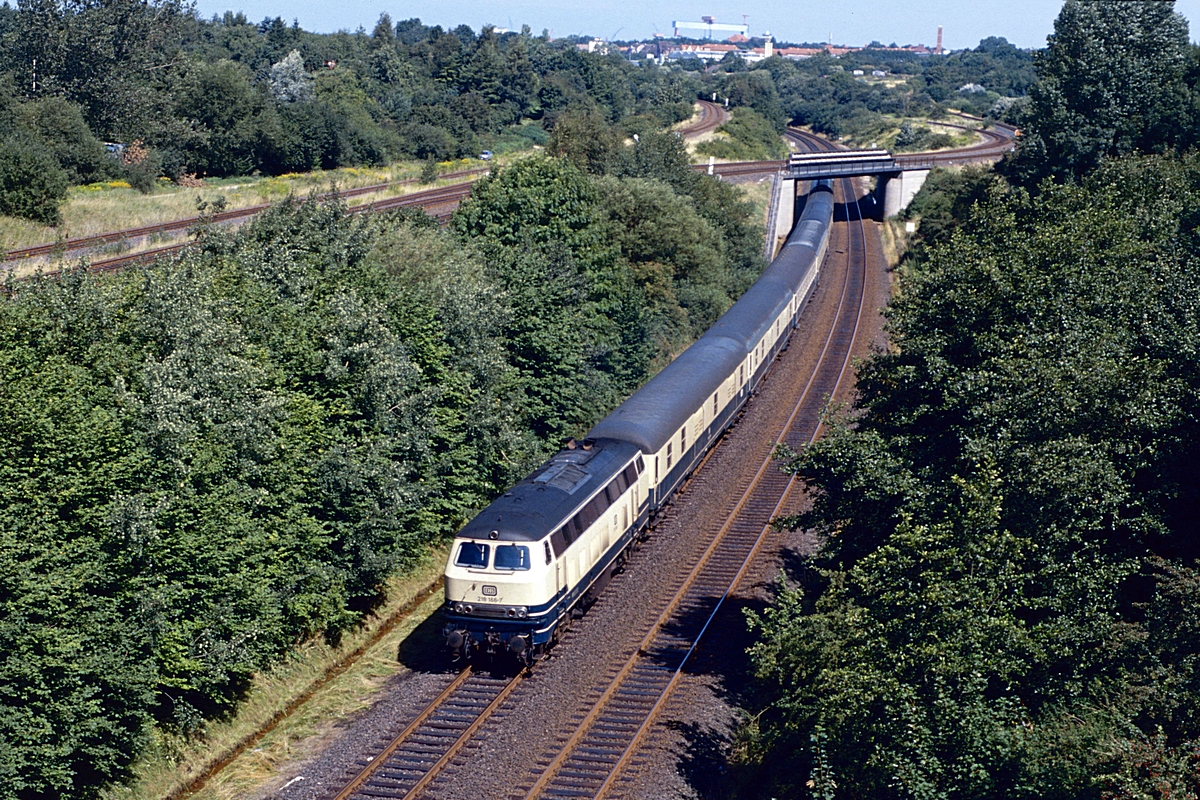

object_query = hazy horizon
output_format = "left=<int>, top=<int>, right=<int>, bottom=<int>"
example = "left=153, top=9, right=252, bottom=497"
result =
left=190, top=0, right=1200, bottom=51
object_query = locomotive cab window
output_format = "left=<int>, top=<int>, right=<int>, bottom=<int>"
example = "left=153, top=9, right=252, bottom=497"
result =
left=455, top=542, right=489, bottom=568
left=494, top=544, right=531, bottom=570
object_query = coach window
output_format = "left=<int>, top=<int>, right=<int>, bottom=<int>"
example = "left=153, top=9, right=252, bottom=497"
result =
left=455, top=542, right=489, bottom=568
left=494, top=544, right=531, bottom=570
left=681, top=426, right=687, bottom=453
left=666, top=442, right=673, bottom=469
left=713, top=393, right=718, bottom=416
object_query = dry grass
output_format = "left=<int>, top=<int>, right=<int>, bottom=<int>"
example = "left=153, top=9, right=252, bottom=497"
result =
left=879, top=218, right=911, bottom=270
left=734, top=175, right=774, bottom=231
left=0, top=159, right=489, bottom=255
left=103, top=546, right=449, bottom=800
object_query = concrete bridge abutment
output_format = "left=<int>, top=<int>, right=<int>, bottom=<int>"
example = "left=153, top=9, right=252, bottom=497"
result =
left=876, top=169, right=930, bottom=218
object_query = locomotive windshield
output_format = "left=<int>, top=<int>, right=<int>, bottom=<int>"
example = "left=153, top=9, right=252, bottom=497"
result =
left=455, top=542, right=489, bottom=568
left=494, top=545, right=531, bottom=570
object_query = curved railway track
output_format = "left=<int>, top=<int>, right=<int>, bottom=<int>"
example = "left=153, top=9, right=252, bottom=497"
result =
left=682, top=99, right=728, bottom=138
left=316, top=130, right=870, bottom=800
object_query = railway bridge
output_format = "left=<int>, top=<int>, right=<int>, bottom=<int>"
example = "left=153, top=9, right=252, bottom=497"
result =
left=782, top=149, right=933, bottom=218
left=778, top=122, right=1016, bottom=222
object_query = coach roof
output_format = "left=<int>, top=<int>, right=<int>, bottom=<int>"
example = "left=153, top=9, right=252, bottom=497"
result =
left=587, top=335, right=746, bottom=455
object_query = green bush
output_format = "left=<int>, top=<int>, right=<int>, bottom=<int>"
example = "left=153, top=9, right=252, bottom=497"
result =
left=0, top=135, right=69, bottom=224
left=695, top=108, right=787, bottom=161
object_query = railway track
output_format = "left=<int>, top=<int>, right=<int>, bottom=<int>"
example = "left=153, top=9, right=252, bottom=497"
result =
left=511, top=133, right=867, bottom=800
left=23, top=181, right=475, bottom=278
left=317, top=131, right=869, bottom=800
left=6, top=98, right=725, bottom=272
left=163, top=122, right=936, bottom=800
left=2, top=168, right=487, bottom=267
left=682, top=99, right=728, bottom=138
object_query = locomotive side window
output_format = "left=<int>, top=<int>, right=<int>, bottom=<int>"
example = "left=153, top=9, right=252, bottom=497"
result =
left=713, top=393, right=718, bottom=416
left=624, top=464, right=639, bottom=486
left=550, top=529, right=567, bottom=557
left=591, top=493, right=608, bottom=519
left=578, top=501, right=600, bottom=530
left=544, top=541, right=553, bottom=564
left=615, top=471, right=629, bottom=493
left=666, top=442, right=673, bottom=469
left=635, top=456, right=644, bottom=475
left=455, top=542, right=490, bottom=568
left=494, top=544, right=531, bottom=570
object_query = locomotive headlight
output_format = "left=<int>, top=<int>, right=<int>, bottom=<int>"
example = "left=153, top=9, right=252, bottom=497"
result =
left=518, top=608, right=528, bottom=618
left=453, top=603, right=465, bottom=614
left=464, top=604, right=474, bottom=614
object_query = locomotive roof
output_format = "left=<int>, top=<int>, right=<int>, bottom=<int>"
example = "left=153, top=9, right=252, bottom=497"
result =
left=586, top=335, right=746, bottom=454
left=456, top=438, right=641, bottom=543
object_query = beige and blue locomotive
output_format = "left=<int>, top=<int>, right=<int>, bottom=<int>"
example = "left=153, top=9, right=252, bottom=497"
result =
left=443, top=181, right=835, bottom=663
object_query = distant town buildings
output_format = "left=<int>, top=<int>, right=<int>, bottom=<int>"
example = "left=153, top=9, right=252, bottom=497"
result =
left=583, top=33, right=938, bottom=65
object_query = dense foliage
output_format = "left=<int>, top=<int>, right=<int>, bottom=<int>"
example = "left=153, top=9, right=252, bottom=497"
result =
left=695, top=108, right=788, bottom=161
left=750, top=153, right=1200, bottom=800
left=0, top=137, right=761, bottom=797
left=703, top=38, right=1034, bottom=148
left=741, top=2, right=1200, bottom=797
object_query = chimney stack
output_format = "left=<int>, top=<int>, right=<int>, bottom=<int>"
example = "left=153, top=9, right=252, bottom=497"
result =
left=936, top=25, right=943, bottom=54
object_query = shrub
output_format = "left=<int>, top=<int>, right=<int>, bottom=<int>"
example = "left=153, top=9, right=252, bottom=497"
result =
left=0, top=135, right=69, bottom=224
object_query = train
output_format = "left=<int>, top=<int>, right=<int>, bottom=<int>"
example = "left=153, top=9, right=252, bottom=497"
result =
left=442, top=180, right=836, bottom=664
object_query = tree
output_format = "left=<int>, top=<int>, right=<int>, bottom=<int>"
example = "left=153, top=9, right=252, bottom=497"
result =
left=547, top=111, right=622, bottom=175
left=1008, top=0, right=1192, bottom=182
left=268, top=50, right=314, bottom=104
left=452, top=156, right=602, bottom=254
left=16, top=96, right=116, bottom=184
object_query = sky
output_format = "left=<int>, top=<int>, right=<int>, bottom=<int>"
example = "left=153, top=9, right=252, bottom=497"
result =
left=190, top=0, right=1200, bottom=50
